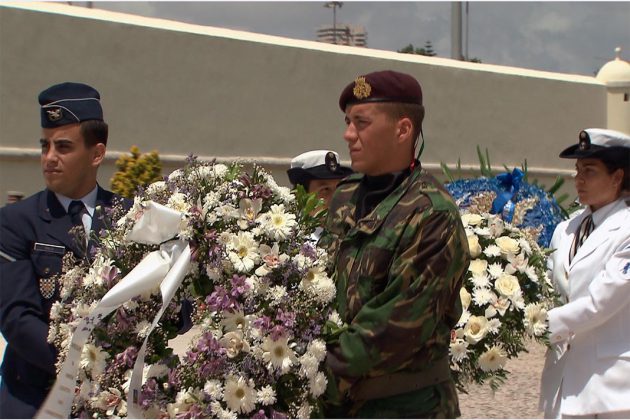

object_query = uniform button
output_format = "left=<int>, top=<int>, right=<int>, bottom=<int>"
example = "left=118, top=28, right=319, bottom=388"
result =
left=567, top=344, right=571, bottom=351
left=44, top=268, right=50, bottom=274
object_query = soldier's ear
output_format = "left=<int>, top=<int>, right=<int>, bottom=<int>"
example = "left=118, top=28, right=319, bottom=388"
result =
left=91, top=143, right=106, bottom=167
left=396, top=117, right=413, bottom=144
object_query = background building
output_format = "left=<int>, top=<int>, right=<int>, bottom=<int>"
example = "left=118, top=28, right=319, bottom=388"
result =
left=0, top=2, right=620, bottom=206
left=316, top=23, right=367, bottom=47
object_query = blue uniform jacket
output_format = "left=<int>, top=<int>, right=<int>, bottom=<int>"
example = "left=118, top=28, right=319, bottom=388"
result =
left=0, top=187, right=128, bottom=418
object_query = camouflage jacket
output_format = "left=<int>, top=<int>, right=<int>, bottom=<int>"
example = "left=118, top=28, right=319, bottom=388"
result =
left=322, top=166, right=470, bottom=406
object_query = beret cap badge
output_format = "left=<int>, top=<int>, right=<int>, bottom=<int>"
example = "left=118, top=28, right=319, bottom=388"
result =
left=46, top=108, right=63, bottom=122
left=352, top=76, right=372, bottom=100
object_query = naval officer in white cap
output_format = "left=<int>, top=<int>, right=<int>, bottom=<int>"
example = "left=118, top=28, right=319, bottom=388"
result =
left=540, top=128, right=630, bottom=419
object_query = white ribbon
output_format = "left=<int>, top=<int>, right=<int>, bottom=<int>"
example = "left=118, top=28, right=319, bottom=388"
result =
left=37, top=202, right=191, bottom=419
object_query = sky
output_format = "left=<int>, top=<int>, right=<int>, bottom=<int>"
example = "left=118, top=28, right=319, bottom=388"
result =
left=88, top=1, right=630, bottom=76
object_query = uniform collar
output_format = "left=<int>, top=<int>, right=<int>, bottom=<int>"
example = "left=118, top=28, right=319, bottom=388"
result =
left=55, top=185, right=99, bottom=217
left=587, top=196, right=625, bottom=229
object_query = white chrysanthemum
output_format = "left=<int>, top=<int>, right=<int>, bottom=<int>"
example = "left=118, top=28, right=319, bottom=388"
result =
left=478, top=345, right=508, bottom=372
left=487, top=262, right=505, bottom=279
left=267, top=285, right=288, bottom=306
left=468, top=259, right=488, bottom=276
left=524, top=303, right=548, bottom=336
left=221, top=309, right=250, bottom=332
left=223, top=376, right=257, bottom=414
left=258, top=204, right=297, bottom=241
left=483, top=244, right=502, bottom=258
left=167, top=168, right=184, bottom=181
left=464, top=315, right=489, bottom=344
left=204, top=380, right=224, bottom=400
left=309, top=371, right=328, bottom=397
left=167, top=388, right=195, bottom=418
left=228, top=231, right=260, bottom=273
left=265, top=174, right=294, bottom=204
left=50, top=301, right=63, bottom=320
left=449, top=339, right=469, bottom=362
left=91, top=387, right=126, bottom=416
left=216, top=204, right=239, bottom=221
left=245, top=275, right=266, bottom=298
left=256, top=385, right=277, bottom=406
left=297, top=402, right=312, bottom=419
left=459, top=287, right=472, bottom=309
left=211, top=163, right=229, bottom=178
left=312, top=276, right=336, bottom=304
left=202, top=191, right=221, bottom=219
left=307, top=339, right=327, bottom=363
left=525, top=265, right=539, bottom=283
left=495, top=273, right=522, bottom=299
left=123, top=300, right=139, bottom=311
left=328, top=310, right=344, bottom=327
left=134, top=320, right=152, bottom=338
left=145, top=181, right=167, bottom=195
left=292, top=253, right=310, bottom=270
left=299, top=354, right=319, bottom=379
left=80, top=343, right=110, bottom=378
left=456, top=308, right=471, bottom=327
left=511, top=293, right=526, bottom=310
left=167, top=192, right=190, bottom=214
left=487, top=318, right=501, bottom=334
left=471, top=274, right=491, bottom=289
left=472, top=288, right=496, bottom=306
left=261, top=336, right=297, bottom=373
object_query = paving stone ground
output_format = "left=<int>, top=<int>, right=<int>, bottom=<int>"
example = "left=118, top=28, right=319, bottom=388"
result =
left=458, top=339, right=546, bottom=419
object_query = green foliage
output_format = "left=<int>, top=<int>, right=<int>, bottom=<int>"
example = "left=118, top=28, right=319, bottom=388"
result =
left=398, top=40, right=437, bottom=56
left=293, top=184, right=327, bottom=232
left=110, top=145, right=163, bottom=199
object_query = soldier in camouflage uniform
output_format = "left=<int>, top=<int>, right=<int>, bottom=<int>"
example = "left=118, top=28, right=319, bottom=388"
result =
left=321, top=70, right=470, bottom=418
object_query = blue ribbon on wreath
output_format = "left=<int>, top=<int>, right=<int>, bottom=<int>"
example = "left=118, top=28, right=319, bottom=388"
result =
left=490, top=168, right=524, bottom=223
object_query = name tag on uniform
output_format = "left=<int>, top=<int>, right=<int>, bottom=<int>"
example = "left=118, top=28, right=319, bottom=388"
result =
left=33, top=242, right=65, bottom=255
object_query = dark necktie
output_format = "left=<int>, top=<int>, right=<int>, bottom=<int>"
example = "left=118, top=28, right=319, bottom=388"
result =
left=569, top=214, right=594, bottom=264
left=68, top=200, right=88, bottom=250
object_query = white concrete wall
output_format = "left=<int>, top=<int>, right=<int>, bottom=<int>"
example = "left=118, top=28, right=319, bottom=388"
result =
left=0, top=2, right=607, bottom=205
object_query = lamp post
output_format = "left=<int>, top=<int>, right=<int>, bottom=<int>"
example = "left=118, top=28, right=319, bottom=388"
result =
left=324, top=2, right=343, bottom=44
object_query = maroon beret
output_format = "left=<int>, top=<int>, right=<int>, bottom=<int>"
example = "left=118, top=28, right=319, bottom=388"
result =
left=338, top=70, right=423, bottom=111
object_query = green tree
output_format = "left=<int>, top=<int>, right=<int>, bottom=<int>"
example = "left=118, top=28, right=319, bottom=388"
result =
left=110, top=145, right=162, bottom=199
left=397, top=40, right=437, bottom=57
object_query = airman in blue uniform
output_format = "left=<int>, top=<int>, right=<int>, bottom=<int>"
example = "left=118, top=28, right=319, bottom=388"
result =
left=0, top=82, right=130, bottom=418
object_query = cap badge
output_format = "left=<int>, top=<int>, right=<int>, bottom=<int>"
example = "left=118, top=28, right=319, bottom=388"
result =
left=46, top=108, right=63, bottom=122
left=325, top=151, right=339, bottom=173
left=578, top=130, right=590, bottom=151
left=353, top=76, right=372, bottom=100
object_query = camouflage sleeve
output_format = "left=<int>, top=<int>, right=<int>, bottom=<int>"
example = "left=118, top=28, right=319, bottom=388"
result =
left=327, top=206, right=469, bottom=380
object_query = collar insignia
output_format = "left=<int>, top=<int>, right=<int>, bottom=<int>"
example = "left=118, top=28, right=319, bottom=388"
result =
left=353, top=76, right=372, bottom=99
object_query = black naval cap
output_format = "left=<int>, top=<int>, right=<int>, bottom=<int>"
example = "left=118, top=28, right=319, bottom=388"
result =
left=287, top=150, right=353, bottom=187
left=339, top=70, right=423, bottom=111
left=559, top=128, right=630, bottom=159
left=39, top=82, right=103, bottom=128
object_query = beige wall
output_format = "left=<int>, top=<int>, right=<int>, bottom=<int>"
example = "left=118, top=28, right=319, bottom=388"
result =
left=0, top=2, right=607, bottom=205
left=606, top=87, right=630, bottom=135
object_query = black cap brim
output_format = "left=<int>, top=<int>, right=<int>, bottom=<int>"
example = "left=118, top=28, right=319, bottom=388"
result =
left=559, top=143, right=612, bottom=159
left=287, top=165, right=353, bottom=187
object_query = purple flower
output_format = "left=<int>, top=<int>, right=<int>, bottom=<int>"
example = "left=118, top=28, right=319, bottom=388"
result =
left=205, top=286, right=237, bottom=312
left=253, top=315, right=272, bottom=333
left=230, top=274, right=249, bottom=298
left=252, top=409, right=268, bottom=419
left=276, top=309, right=296, bottom=329
left=269, top=325, right=287, bottom=341
left=300, top=243, right=317, bottom=260
left=116, top=346, right=138, bottom=368
left=269, top=408, right=288, bottom=419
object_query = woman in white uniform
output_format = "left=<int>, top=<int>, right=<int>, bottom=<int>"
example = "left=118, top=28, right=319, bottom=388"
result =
left=540, top=128, right=630, bottom=419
